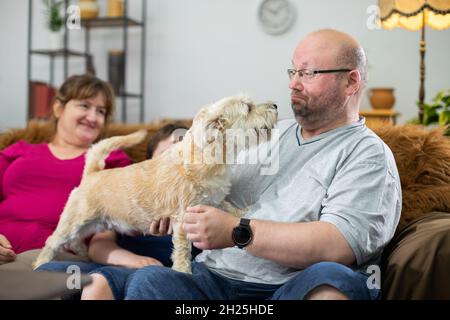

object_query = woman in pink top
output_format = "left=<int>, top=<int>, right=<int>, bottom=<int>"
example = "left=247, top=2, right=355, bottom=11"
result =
left=0, top=74, right=132, bottom=268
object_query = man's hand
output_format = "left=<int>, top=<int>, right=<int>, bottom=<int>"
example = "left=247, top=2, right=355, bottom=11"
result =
left=0, top=234, right=16, bottom=265
left=148, top=217, right=173, bottom=236
left=183, top=205, right=239, bottom=250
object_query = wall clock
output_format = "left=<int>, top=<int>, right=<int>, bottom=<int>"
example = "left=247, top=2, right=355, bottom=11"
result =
left=258, top=0, right=296, bottom=35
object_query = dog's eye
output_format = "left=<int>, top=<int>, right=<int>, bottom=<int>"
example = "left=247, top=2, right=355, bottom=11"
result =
left=247, top=104, right=253, bottom=113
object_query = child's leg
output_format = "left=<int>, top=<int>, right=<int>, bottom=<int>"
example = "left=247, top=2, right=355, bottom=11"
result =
left=81, top=273, right=114, bottom=300
left=82, top=266, right=137, bottom=300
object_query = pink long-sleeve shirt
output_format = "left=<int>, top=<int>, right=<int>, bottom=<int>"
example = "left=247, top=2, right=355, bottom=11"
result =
left=0, top=140, right=132, bottom=254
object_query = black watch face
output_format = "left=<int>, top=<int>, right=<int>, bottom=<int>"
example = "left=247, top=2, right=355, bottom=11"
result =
left=233, top=226, right=251, bottom=246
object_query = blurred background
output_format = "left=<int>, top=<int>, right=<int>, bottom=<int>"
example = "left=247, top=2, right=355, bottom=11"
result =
left=0, top=0, right=449, bottom=129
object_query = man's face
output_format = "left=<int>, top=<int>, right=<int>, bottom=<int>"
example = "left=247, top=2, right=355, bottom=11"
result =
left=289, top=38, right=348, bottom=128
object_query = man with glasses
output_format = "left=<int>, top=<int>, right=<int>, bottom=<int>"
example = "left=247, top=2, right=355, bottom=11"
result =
left=124, top=29, right=401, bottom=300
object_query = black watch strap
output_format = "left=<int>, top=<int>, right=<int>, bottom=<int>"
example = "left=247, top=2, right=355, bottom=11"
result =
left=240, top=218, right=251, bottom=228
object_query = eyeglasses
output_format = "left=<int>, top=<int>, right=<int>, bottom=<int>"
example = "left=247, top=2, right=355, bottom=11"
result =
left=287, top=68, right=352, bottom=83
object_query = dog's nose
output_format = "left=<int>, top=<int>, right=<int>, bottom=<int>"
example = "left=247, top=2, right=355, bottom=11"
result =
left=272, top=104, right=278, bottom=110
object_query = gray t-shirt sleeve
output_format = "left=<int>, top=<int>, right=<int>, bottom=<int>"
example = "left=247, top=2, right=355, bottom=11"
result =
left=319, top=137, right=402, bottom=266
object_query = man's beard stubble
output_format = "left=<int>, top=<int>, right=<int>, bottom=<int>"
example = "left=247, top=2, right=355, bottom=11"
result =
left=291, top=86, right=347, bottom=127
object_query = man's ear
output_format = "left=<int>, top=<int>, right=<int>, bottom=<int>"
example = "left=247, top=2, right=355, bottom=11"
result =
left=346, top=70, right=362, bottom=96
left=52, top=100, right=63, bottom=118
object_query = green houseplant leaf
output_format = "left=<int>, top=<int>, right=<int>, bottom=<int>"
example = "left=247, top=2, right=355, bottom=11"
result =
left=439, top=109, right=450, bottom=126
left=421, top=89, right=450, bottom=127
left=42, top=0, right=64, bottom=32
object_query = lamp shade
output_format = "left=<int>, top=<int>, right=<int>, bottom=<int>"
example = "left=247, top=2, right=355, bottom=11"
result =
left=379, top=0, right=450, bottom=30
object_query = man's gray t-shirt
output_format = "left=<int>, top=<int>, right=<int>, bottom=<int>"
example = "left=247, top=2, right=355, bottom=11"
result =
left=195, top=118, right=402, bottom=284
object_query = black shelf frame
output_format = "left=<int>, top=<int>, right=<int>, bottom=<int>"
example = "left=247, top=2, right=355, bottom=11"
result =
left=30, top=49, right=88, bottom=57
left=81, top=16, right=143, bottom=28
left=27, top=0, right=147, bottom=123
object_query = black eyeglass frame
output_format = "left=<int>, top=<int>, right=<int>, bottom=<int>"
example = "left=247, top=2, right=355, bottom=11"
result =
left=287, top=68, right=352, bottom=79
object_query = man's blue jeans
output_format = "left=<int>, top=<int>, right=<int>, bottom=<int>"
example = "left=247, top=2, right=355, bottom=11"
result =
left=125, top=261, right=380, bottom=300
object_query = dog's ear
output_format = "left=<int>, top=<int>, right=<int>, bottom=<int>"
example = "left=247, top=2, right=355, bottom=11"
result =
left=206, top=115, right=228, bottom=131
left=204, top=116, right=228, bottom=145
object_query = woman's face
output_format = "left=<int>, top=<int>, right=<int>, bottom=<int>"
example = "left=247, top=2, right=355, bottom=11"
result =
left=54, top=93, right=107, bottom=147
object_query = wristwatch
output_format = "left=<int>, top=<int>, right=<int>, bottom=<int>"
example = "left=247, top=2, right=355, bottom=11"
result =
left=232, top=218, right=253, bottom=249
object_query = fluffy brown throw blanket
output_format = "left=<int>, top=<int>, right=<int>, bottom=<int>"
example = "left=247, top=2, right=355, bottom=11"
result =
left=374, top=125, right=450, bottom=229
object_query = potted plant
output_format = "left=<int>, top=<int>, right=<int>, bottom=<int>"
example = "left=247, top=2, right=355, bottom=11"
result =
left=42, top=0, right=64, bottom=50
left=422, top=89, right=450, bottom=127
left=410, top=89, right=450, bottom=136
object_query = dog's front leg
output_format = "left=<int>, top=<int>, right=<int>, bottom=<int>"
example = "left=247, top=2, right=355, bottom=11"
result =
left=34, top=189, right=83, bottom=269
left=220, top=200, right=246, bottom=218
left=171, top=219, right=192, bottom=274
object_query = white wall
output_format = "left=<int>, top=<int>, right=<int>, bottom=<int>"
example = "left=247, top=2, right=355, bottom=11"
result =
left=0, top=0, right=28, bottom=129
left=1, top=0, right=449, bottom=130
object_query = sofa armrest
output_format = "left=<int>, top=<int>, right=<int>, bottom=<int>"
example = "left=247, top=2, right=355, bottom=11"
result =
left=381, top=211, right=450, bottom=299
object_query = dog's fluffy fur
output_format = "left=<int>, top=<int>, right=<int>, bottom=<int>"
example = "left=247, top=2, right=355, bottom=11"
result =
left=33, top=95, right=277, bottom=272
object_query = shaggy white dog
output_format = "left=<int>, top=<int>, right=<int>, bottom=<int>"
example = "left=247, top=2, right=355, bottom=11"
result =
left=33, top=95, right=277, bottom=273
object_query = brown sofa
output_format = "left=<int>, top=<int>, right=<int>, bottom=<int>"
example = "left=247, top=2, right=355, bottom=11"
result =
left=1, top=120, right=449, bottom=299
left=373, top=125, right=450, bottom=299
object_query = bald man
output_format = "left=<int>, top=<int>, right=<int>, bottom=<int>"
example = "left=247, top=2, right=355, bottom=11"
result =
left=124, top=29, right=402, bottom=300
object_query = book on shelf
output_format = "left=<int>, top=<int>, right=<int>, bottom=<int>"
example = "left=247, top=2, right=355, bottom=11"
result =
left=29, top=81, right=56, bottom=119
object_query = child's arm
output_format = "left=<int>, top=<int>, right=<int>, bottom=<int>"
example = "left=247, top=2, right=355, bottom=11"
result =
left=88, top=231, right=163, bottom=269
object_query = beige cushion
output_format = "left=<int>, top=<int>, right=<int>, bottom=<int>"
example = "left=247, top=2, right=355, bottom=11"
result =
left=0, top=270, right=91, bottom=300
left=0, top=249, right=92, bottom=300
left=0, top=249, right=90, bottom=272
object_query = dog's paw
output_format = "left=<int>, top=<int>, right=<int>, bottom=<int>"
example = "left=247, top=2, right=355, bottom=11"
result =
left=32, top=254, right=50, bottom=270
left=32, top=260, right=43, bottom=270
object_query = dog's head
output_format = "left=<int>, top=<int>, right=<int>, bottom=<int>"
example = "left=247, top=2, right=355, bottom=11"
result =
left=189, top=95, right=278, bottom=143
left=176, top=95, right=278, bottom=168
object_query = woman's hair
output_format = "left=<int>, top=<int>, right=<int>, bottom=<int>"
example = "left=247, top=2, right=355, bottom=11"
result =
left=146, top=123, right=188, bottom=159
left=54, top=74, right=115, bottom=122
